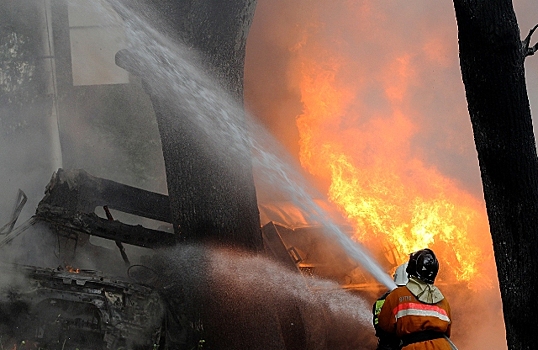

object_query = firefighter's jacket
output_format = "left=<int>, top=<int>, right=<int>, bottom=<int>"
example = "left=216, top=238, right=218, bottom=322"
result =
left=373, top=291, right=401, bottom=350
left=377, top=278, right=452, bottom=350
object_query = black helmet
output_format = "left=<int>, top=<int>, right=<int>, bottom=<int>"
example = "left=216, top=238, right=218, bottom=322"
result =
left=405, top=248, right=439, bottom=284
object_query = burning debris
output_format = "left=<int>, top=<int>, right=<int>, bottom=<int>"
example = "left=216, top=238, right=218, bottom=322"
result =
left=0, top=168, right=386, bottom=349
left=0, top=169, right=176, bottom=349
left=0, top=264, right=164, bottom=350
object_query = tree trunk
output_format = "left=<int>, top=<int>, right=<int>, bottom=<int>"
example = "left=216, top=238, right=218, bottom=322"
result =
left=452, top=1, right=538, bottom=348
left=145, top=0, right=257, bottom=102
left=116, top=1, right=269, bottom=347
left=127, top=0, right=263, bottom=251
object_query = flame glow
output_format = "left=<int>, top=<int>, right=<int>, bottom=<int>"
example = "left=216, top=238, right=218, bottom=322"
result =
left=288, top=6, right=493, bottom=287
left=245, top=0, right=518, bottom=347
left=65, top=265, right=80, bottom=273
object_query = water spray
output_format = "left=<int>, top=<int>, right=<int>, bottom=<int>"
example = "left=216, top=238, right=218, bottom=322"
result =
left=104, top=0, right=397, bottom=290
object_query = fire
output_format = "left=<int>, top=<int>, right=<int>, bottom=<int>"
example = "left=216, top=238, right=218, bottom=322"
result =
left=290, top=13, right=493, bottom=288
left=65, top=265, right=80, bottom=273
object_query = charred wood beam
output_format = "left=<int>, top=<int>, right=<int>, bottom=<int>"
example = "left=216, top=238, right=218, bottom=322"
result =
left=36, top=205, right=176, bottom=248
left=35, top=168, right=177, bottom=248
left=37, top=168, right=172, bottom=224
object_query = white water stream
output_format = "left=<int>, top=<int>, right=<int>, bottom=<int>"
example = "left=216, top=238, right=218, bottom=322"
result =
left=99, top=0, right=397, bottom=290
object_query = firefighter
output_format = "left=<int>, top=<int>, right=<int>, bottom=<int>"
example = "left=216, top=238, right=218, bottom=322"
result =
left=377, top=248, right=453, bottom=350
left=372, top=262, right=409, bottom=350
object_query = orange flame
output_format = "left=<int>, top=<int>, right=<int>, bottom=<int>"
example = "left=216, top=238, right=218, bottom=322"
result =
left=66, top=265, right=80, bottom=273
left=293, top=29, right=492, bottom=289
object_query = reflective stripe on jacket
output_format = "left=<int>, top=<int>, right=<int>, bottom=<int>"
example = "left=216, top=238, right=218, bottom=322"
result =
left=377, top=285, right=452, bottom=350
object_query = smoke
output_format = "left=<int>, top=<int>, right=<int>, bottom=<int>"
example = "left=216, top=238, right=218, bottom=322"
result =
left=245, top=0, right=538, bottom=198
left=443, top=281, right=506, bottom=349
left=0, top=0, right=170, bottom=278
left=0, top=0, right=168, bottom=229
left=245, top=0, right=476, bottom=196
left=0, top=1, right=393, bottom=347
left=0, top=2, right=60, bottom=272
left=0, top=0, right=534, bottom=348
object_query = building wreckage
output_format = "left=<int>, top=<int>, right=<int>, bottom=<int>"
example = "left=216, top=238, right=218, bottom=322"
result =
left=0, top=169, right=173, bottom=349
left=0, top=168, right=384, bottom=349
left=0, top=1, right=394, bottom=348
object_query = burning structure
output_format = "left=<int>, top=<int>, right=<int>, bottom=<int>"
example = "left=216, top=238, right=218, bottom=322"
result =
left=0, top=169, right=170, bottom=349
left=1, top=0, right=526, bottom=348
left=0, top=266, right=164, bottom=349
left=0, top=168, right=386, bottom=349
left=0, top=1, right=386, bottom=348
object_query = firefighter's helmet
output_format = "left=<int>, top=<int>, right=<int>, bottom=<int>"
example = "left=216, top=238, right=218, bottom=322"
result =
left=393, top=262, right=409, bottom=286
left=406, top=248, right=439, bottom=284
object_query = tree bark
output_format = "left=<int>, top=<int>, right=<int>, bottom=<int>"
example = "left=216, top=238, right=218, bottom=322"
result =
left=125, top=0, right=263, bottom=251
left=452, top=1, right=538, bottom=348
left=115, top=1, right=268, bottom=347
left=145, top=0, right=257, bottom=102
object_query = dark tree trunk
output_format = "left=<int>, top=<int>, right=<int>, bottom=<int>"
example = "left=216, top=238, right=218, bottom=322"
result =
left=146, top=0, right=257, bottom=102
left=127, top=0, right=263, bottom=251
left=452, top=1, right=538, bottom=348
left=116, top=1, right=271, bottom=347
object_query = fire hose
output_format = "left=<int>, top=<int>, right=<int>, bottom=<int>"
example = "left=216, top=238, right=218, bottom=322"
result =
left=444, top=335, right=459, bottom=350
